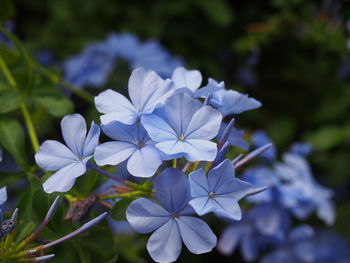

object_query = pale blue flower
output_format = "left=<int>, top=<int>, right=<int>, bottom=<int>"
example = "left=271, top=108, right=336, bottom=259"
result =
left=94, top=122, right=163, bottom=178
left=126, top=168, right=217, bottom=263
left=189, top=159, right=252, bottom=220
left=106, top=32, right=140, bottom=59
left=194, top=78, right=225, bottom=98
left=172, top=67, right=202, bottom=91
left=210, top=88, right=261, bottom=116
left=142, top=92, right=222, bottom=162
left=95, top=68, right=175, bottom=125
left=35, top=114, right=100, bottom=193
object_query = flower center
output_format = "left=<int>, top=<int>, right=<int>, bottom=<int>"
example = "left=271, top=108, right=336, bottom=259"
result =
left=208, top=192, right=216, bottom=199
left=171, top=212, right=178, bottom=219
left=178, top=135, right=185, bottom=142
left=137, top=141, right=145, bottom=148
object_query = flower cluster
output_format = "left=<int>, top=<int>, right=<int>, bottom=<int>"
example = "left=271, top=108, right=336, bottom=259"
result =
left=34, top=66, right=265, bottom=261
left=63, top=33, right=183, bottom=89
left=33, top=66, right=344, bottom=262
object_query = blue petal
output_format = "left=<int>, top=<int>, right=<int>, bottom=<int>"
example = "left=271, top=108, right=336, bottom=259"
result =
left=126, top=145, right=162, bottom=178
left=189, top=197, right=212, bottom=216
left=241, top=231, right=258, bottom=261
left=215, top=178, right=252, bottom=200
left=0, top=187, right=7, bottom=205
left=126, top=198, right=170, bottom=234
left=164, top=92, right=202, bottom=135
left=183, top=140, right=218, bottom=162
left=142, top=113, right=178, bottom=141
left=217, top=225, right=242, bottom=255
left=61, top=114, right=87, bottom=157
left=184, top=105, right=222, bottom=140
left=94, top=142, right=137, bottom=165
left=154, top=168, right=191, bottom=213
left=43, top=161, right=87, bottom=193
left=172, top=67, right=202, bottom=91
left=189, top=168, right=209, bottom=197
left=35, top=140, right=78, bottom=171
left=194, top=78, right=224, bottom=98
left=177, top=216, right=217, bottom=254
left=128, top=68, right=175, bottom=113
left=211, top=89, right=261, bottom=115
left=95, top=89, right=137, bottom=125
left=83, top=121, right=100, bottom=157
left=211, top=197, right=242, bottom=220
left=289, top=225, right=314, bottom=243
left=147, top=219, right=182, bottom=263
left=207, top=159, right=235, bottom=192
left=101, top=121, right=147, bottom=143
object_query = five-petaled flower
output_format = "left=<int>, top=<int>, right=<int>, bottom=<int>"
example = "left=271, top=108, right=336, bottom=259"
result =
left=189, top=159, right=252, bottom=220
left=126, top=168, right=217, bottom=263
left=142, top=92, right=222, bottom=162
left=35, top=114, right=100, bottom=193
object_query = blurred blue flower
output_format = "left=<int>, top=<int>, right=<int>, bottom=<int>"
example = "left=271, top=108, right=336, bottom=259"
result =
left=0, top=147, right=2, bottom=163
left=106, top=32, right=140, bottom=59
left=274, top=153, right=335, bottom=225
left=95, top=68, right=175, bottom=125
left=218, top=204, right=290, bottom=261
left=35, top=114, right=100, bottom=193
left=126, top=168, right=217, bottom=263
left=290, top=142, right=312, bottom=156
left=217, top=122, right=249, bottom=150
left=94, top=122, right=163, bottom=178
left=251, top=131, right=277, bottom=161
left=261, top=225, right=315, bottom=263
left=64, top=42, right=116, bottom=88
left=142, top=92, right=222, bottom=162
left=189, top=159, right=252, bottom=220
left=131, top=40, right=184, bottom=78
left=242, top=166, right=280, bottom=204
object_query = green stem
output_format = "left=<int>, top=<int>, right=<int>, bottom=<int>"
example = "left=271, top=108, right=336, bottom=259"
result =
left=0, top=54, right=40, bottom=153
left=32, top=61, right=94, bottom=104
left=61, top=81, right=94, bottom=103
left=20, top=104, right=40, bottom=152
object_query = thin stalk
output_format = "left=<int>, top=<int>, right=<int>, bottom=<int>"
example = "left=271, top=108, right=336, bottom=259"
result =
left=60, top=81, right=94, bottom=103
left=86, top=162, right=126, bottom=185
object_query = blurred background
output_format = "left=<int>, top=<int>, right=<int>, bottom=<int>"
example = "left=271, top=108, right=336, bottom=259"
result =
left=1, top=0, right=350, bottom=262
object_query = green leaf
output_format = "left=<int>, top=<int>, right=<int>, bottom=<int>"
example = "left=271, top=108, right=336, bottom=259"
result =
left=0, top=171, right=26, bottom=187
left=194, top=0, right=233, bottom=26
left=111, top=198, right=133, bottom=221
left=305, top=126, right=350, bottom=151
left=34, top=95, right=74, bottom=117
left=0, top=118, right=28, bottom=169
left=0, top=89, right=23, bottom=113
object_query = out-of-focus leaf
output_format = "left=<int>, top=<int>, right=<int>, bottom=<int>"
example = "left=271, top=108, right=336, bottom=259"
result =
left=194, top=0, right=233, bottom=26
left=0, top=171, right=26, bottom=186
left=0, top=0, right=15, bottom=23
left=306, top=125, right=350, bottom=151
left=34, top=95, right=74, bottom=117
left=0, top=118, right=28, bottom=169
left=111, top=198, right=133, bottom=221
left=0, top=89, right=23, bottom=113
